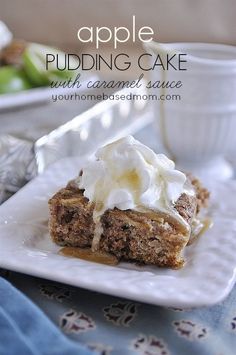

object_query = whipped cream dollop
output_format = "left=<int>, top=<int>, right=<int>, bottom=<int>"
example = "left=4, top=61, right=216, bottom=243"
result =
left=0, top=21, right=12, bottom=51
left=78, top=136, right=194, bottom=229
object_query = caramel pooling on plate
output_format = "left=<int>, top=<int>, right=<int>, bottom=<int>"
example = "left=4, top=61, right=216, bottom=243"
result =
left=60, top=247, right=119, bottom=266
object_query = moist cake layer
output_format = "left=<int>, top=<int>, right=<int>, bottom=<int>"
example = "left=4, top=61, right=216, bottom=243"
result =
left=48, top=176, right=208, bottom=268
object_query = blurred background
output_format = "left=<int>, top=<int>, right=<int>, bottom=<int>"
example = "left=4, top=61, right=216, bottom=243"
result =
left=1, top=0, right=236, bottom=79
left=0, top=0, right=236, bottom=202
left=1, top=0, right=236, bottom=50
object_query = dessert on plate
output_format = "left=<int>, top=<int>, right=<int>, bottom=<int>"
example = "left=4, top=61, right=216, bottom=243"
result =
left=48, top=136, right=209, bottom=268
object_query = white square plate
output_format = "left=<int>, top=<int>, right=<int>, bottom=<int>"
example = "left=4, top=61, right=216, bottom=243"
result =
left=0, top=157, right=236, bottom=308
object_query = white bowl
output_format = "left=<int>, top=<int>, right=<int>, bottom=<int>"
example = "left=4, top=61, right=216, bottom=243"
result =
left=146, top=42, right=236, bottom=180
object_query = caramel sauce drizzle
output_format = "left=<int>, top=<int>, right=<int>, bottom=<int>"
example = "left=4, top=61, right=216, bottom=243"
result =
left=60, top=247, right=119, bottom=266
left=59, top=218, right=212, bottom=265
left=188, top=217, right=213, bottom=245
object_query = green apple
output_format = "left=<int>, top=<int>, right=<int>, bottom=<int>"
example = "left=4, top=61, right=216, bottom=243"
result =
left=23, top=43, right=77, bottom=86
left=0, top=66, right=32, bottom=94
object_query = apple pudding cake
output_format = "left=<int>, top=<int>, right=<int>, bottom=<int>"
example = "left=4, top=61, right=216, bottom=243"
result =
left=48, top=136, right=209, bottom=268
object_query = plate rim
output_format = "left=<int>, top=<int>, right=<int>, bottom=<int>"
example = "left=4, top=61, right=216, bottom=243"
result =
left=0, top=157, right=236, bottom=308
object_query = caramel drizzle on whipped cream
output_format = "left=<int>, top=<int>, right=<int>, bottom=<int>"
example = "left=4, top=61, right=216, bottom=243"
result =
left=77, top=136, right=195, bottom=251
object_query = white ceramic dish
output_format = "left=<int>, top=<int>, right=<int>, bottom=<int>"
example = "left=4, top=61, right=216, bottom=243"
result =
left=0, top=157, right=236, bottom=308
left=146, top=42, right=236, bottom=181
